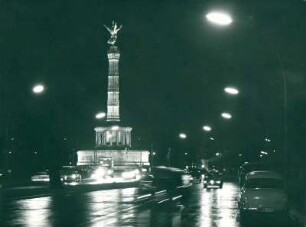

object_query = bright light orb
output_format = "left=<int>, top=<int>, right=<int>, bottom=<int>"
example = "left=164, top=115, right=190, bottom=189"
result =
left=221, top=112, right=232, bottom=119
left=224, top=87, right=239, bottom=95
left=206, top=11, right=233, bottom=26
left=32, top=84, right=44, bottom=94
left=95, top=112, right=106, bottom=119
left=111, top=125, right=119, bottom=131
left=203, top=125, right=212, bottom=132
left=179, top=133, right=187, bottom=139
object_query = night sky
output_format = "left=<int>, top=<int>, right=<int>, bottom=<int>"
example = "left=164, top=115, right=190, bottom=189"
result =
left=0, top=0, right=306, bottom=168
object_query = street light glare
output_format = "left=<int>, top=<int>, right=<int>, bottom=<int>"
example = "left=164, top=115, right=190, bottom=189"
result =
left=206, top=11, right=233, bottom=26
left=95, top=112, right=106, bottom=119
left=203, top=125, right=212, bottom=132
left=224, top=87, right=239, bottom=95
left=221, top=112, right=232, bottom=119
left=32, top=84, right=44, bottom=94
left=179, top=133, right=187, bottom=139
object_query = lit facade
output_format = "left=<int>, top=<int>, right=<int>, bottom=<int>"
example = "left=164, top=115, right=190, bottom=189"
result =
left=106, top=46, right=120, bottom=122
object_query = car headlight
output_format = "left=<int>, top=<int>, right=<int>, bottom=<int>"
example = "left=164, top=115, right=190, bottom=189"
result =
left=210, top=180, right=215, bottom=184
left=71, top=174, right=76, bottom=179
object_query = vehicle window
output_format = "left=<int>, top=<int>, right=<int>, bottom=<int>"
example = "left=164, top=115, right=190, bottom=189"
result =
left=245, top=178, right=284, bottom=189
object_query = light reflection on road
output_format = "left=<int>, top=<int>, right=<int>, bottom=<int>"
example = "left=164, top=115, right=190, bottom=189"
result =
left=0, top=182, right=300, bottom=226
left=14, top=197, right=51, bottom=227
left=178, top=182, right=240, bottom=227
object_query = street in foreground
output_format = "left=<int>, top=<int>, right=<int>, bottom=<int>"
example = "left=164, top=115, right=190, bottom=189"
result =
left=0, top=182, right=302, bottom=226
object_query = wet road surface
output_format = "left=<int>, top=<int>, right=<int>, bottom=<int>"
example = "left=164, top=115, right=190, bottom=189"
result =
left=0, top=182, right=301, bottom=226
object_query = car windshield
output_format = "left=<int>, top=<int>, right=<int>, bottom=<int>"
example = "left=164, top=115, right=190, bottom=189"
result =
left=245, top=178, right=284, bottom=189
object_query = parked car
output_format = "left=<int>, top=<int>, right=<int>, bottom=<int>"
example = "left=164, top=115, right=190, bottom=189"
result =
left=203, top=169, right=223, bottom=189
left=239, top=171, right=288, bottom=224
left=238, top=162, right=270, bottom=187
left=31, top=171, right=50, bottom=182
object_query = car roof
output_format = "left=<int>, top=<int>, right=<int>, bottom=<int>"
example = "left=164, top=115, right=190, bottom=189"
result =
left=245, top=171, right=282, bottom=180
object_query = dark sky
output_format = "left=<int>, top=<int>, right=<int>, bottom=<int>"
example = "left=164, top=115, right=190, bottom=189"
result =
left=0, top=0, right=306, bottom=162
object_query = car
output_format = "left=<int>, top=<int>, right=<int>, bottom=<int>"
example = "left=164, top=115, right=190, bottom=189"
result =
left=187, top=168, right=203, bottom=184
left=31, top=171, right=50, bottom=182
left=238, top=162, right=270, bottom=187
left=60, top=170, right=82, bottom=183
left=137, top=166, right=192, bottom=205
left=239, top=171, right=288, bottom=223
left=203, top=169, right=223, bottom=189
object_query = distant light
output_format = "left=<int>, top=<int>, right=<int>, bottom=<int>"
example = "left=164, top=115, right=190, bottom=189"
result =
left=273, top=150, right=276, bottom=153
left=185, top=153, right=188, bottom=155
left=221, top=112, right=232, bottom=119
left=179, top=133, right=187, bottom=139
left=152, top=152, right=156, bottom=156
left=216, top=153, right=220, bottom=156
left=203, top=125, right=212, bottom=132
left=260, top=154, right=263, bottom=158
left=111, top=125, right=119, bottom=131
left=32, top=84, right=44, bottom=94
left=260, top=151, right=268, bottom=155
left=224, top=87, right=239, bottom=95
left=95, top=112, right=106, bottom=119
left=209, top=137, right=215, bottom=141
left=265, top=138, right=271, bottom=142
left=206, top=11, right=233, bottom=26
left=239, top=153, right=242, bottom=157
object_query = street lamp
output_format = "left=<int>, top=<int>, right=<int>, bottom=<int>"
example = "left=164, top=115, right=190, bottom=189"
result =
left=206, top=11, right=233, bottom=26
left=221, top=112, right=232, bottom=119
left=203, top=125, right=212, bottom=132
left=95, top=112, right=106, bottom=119
left=179, top=133, right=187, bottom=139
left=224, top=87, right=239, bottom=95
left=32, top=84, right=45, bottom=94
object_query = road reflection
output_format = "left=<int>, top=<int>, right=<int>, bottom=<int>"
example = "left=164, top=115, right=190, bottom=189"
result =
left=180, top=182, right=240, bottom=227
left=0, top=183, right=301, bottom=226
left=5, top=197, right=51, bottom=226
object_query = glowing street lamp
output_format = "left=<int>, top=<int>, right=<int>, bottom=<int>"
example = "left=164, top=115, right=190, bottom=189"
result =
left=179, top=133, right=187, bottom=139
left=221, top=112, right=232, bottom=119
left=265, top=138, right=271, bottom=142
left=203, top=125, right=212, bottom=132
left=32, top=84, right=44, bottom=94
left=224, top=87, right=239, bottom=95
left=209, top=137, right=215, bottom=141
left=206, top=11, right=233, bottom=26
left=95, top=112, right=106, bottom=119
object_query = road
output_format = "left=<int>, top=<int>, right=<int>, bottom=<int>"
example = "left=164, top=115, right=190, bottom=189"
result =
left=0, top=182, right=302, bottom=226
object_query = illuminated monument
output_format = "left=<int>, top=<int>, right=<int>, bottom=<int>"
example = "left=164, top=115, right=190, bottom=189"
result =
left=77, top=22, right=149, bottom=167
